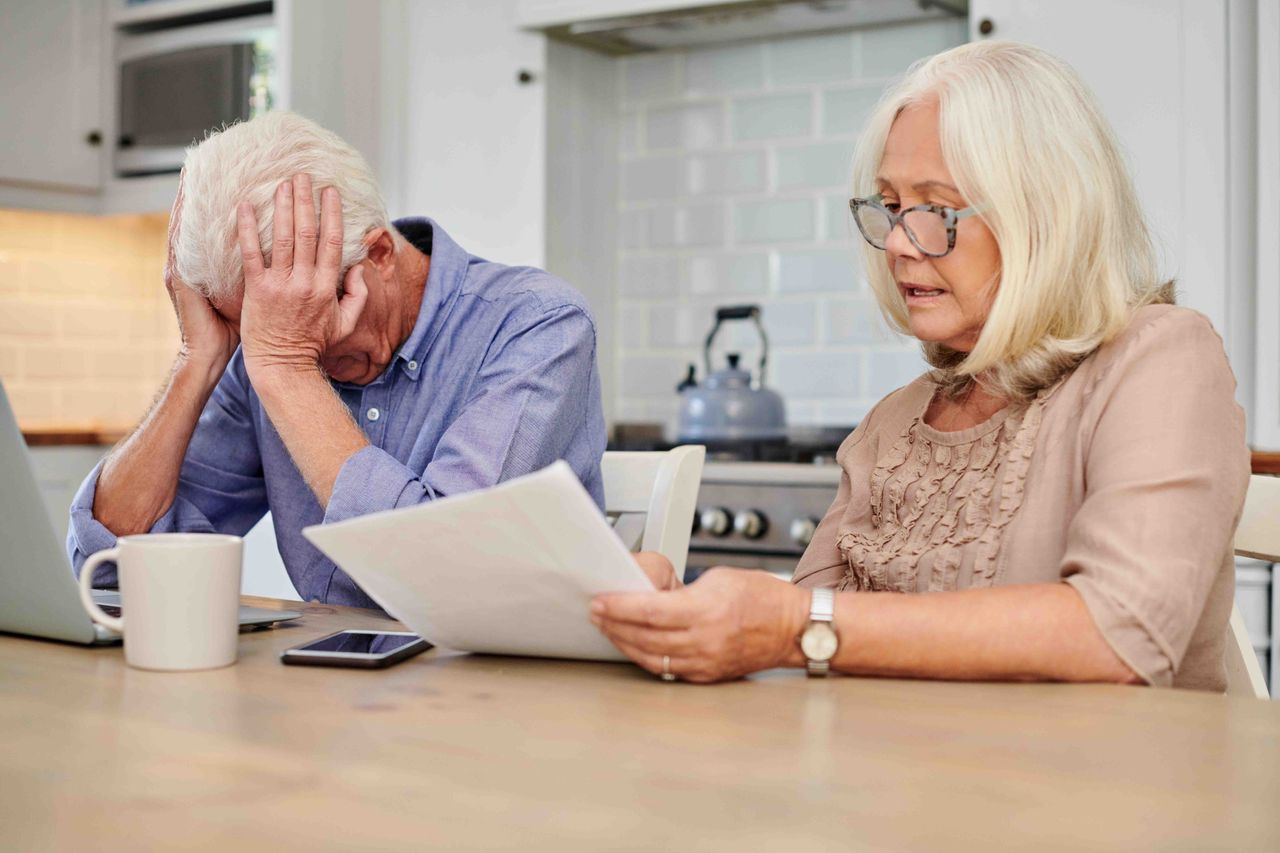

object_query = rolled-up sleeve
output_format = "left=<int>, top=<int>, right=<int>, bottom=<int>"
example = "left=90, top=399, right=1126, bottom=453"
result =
left=1060, top=311, right=1250, bottom=686
left=323, top=302, right=601, bottom=525
left=322, top=445, right=435, bottom=524
left=67, top=353, right=268, bottom=585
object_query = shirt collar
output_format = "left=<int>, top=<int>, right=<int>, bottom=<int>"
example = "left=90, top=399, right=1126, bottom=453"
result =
left=389, top=217, right=468, bottom=382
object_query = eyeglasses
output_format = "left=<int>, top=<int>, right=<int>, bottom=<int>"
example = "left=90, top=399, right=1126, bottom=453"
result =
left=848, top=193, right=980, bottom=258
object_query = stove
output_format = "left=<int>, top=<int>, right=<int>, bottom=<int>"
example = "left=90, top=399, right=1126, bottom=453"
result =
left=685, top=460, right=841, bottom=580
left=609, top=427, right=853, bottom=581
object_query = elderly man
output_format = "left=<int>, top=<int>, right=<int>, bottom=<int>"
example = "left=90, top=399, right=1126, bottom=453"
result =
left=69, top=111, right=606, bottom=608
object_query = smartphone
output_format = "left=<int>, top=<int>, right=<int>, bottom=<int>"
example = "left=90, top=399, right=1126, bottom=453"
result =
left=281, top=629, right=431, bottom=668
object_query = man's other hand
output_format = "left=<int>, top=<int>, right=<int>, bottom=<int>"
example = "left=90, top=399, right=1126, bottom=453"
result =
left=165, top=171, right=239, bottom=374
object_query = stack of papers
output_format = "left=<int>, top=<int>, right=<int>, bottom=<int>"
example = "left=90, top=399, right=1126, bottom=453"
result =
left=303, top=461, right=652, bottom=661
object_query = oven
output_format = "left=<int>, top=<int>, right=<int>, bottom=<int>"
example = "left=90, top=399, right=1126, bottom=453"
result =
left=685, top=461, right=842, bottom=582
left=115, top=11, right=276, bottom=176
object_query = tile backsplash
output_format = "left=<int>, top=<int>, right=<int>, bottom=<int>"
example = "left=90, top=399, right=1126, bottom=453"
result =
left=0, top=210, right=177, bottom=427
left=614, top=18, right=966, bottom=431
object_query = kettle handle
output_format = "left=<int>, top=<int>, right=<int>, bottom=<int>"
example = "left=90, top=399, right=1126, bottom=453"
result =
left=704, top=304, right=769, bottom=386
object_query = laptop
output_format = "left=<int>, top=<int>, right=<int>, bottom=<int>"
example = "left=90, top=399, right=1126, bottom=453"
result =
left=0, top=380, right=300, bottom=645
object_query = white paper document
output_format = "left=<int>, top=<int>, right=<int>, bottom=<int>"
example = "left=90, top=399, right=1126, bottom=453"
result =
left=302, top=461, right=652, bottom=661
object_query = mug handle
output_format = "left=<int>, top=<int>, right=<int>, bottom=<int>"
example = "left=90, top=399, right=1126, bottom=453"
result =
left=78, top=548, right=125, bottom=634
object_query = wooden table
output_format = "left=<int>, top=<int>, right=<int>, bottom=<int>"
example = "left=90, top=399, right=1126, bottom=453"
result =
left=4, top=598, right=1280, bottom=852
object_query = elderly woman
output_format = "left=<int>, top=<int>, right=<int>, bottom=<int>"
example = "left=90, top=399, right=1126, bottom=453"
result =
left=592, top=41, right=1250, bottom=691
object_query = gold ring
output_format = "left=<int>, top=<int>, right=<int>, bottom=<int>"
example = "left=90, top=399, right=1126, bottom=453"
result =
left=661, top=655, right=676, bottom=682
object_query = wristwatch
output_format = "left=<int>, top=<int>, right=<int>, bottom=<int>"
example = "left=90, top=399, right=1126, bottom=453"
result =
left=799, top=587, right=838, bottom=676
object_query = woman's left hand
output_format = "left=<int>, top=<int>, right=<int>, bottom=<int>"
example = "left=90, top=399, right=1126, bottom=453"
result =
left=590, top=568, right=810, bottom=683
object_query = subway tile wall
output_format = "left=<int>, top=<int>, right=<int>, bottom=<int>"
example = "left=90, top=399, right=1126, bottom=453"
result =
left=614, top=18, right=967, bottom=431
left=0, top=210, right=177, bottom=427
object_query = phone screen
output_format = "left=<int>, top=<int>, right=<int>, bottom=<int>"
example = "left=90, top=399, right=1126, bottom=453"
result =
left=298, top=631, right=422, bottom=655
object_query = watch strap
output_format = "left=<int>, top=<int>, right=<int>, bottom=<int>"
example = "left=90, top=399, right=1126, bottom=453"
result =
left=806, top=658, right=831, bottom=676
left=803, top=588, right=837, bottom=677
left=810, top=587, right=834, bottom=622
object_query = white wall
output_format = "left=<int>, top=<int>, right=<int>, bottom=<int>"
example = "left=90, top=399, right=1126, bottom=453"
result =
left=545, top=42, right=621, bottom=427
left=611, top=18, right=967, bottom=431
left=1254, top=0, right=1280, bottom=451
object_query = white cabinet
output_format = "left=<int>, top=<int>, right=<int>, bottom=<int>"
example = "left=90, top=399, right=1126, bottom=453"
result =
left=391, top=0, right=620, bottom=423
left=1254, top=0, right=1280, bottom=451
left=969, top=0, right=1263, bottom=445
left=0, top=0, right=395, bottom=216
left=242, top=513, right=301, bottom=601
left=517, top=0, right=751, bottom=28
left=0, top=0, right=104, bottom=203
left=29, top=445, right=108, bottom=547
left=392, top=0, right=549, bottom=266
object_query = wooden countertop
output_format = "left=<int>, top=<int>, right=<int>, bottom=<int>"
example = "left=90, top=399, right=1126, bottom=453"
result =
left=2, top=597, right=1279, bottom=851
left=1254, top=451, right=1280, bottom=476
left=20, top=425, right=129, bottom=447
left=18, top=422, right=1280, bottom=474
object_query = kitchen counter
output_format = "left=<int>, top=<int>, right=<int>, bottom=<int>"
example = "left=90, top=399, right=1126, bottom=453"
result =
left=3, top=596, right=1279, bottom=851
left=20, top=426, right=129, bottom=447
left=1253, top=451, right=1280, bottom=476
left=19, top=422, right=1280, bottom=473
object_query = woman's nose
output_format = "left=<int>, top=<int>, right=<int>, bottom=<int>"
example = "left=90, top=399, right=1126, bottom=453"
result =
left=883, top=218, right=922, bottom=262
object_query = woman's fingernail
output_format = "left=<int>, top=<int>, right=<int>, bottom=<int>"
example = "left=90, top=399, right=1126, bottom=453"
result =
left=589, top=600, right=605, bottom=616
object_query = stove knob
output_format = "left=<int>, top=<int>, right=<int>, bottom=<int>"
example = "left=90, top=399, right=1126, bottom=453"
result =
left=699, top=507, right=732, bottom=537
left=733, top=509, right=769, bottom=540
left=789, top=517, right=819, bottom=547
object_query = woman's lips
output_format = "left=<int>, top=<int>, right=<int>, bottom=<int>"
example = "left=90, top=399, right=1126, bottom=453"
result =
left=900, top=282, right=946, bottom=303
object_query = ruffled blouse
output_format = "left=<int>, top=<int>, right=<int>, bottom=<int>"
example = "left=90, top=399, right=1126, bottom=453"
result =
left=836, top=380, right=1058, bottom=594
left=791, top=305, right=1251, bottom=691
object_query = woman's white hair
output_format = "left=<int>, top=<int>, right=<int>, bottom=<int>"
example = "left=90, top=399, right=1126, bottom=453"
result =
left=851, top=40, right=1172, bottom=402
left=175, top=111, right=390, bottom=301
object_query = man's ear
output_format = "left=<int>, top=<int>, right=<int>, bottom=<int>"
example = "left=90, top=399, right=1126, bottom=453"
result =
left=363, top=228, right=397, bottom=276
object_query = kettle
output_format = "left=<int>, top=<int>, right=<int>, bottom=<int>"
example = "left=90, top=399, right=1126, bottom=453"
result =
left=676, top=305, right=787, bottom=442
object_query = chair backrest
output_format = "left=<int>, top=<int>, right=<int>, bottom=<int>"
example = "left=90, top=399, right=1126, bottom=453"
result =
left=602, top=446, right=705, bottom=582
left=1226, top=475, right=1279, bottom=699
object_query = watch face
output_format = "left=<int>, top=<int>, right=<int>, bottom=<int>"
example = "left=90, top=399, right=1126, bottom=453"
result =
left=801, top=622, right=838, bottom=662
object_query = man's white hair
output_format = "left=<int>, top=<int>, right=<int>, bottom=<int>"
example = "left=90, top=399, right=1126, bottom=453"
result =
left=176, top=111, right=390, bottom=301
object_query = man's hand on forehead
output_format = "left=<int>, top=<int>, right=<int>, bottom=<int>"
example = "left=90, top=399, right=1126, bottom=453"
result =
left=235, top=173, right=369, bottom=379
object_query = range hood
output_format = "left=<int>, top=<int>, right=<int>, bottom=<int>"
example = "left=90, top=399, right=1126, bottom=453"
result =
left=527, top=0, right=968, bottom=56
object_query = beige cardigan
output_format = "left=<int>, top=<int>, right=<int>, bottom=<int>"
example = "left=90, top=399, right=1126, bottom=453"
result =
left=792, top=305, right=1250, bottom=690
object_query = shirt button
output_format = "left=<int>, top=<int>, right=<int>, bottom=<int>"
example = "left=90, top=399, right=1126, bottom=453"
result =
left=366, top=407, right=381, bottom=422
left=407, top=360, right=418, bottom=371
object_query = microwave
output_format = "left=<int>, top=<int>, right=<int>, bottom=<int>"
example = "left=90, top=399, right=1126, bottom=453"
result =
left=115, top=13, right=276, bottom=176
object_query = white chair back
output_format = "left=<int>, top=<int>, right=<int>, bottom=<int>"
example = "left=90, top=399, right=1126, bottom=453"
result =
left=602, top=446, right=705, bottom=582
left=1226, top=474, right=1279, bottom=699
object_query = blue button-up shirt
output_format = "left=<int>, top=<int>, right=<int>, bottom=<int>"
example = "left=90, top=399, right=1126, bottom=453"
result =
left=68, top=219, right=607, bottom=609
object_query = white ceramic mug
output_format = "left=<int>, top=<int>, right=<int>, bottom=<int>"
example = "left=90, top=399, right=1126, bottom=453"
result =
left=78, top=533, right=244, bottom=671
